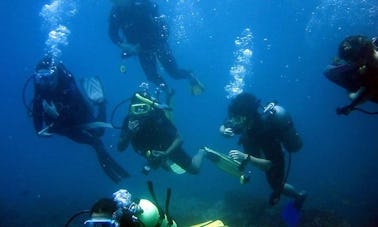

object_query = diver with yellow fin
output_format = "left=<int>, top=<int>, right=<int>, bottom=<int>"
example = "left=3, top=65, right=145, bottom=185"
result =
left=117, top=89, right=207, bottom=175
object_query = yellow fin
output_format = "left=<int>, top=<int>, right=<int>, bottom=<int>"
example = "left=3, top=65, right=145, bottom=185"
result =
left=190, top=220, right=226, bottom=227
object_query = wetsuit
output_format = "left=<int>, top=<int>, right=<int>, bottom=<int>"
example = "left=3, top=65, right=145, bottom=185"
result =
left=32, top=63, right=128, bottom=183
left=325, top=62, right=378, bottom=114
left=118, top=109, right=193, bottom=172
left=108, top=0, right=191, bottom=86
left=33, top=63, right=105, bottom=143
left=238, top=112, right=302, bottom=203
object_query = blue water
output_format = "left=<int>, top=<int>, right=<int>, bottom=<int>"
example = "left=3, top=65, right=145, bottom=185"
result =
left=1, top=0, right=377, bottom=226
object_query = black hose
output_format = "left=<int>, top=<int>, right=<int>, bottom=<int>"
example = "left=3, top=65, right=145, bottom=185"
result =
left=353, top=107, right=378, bottom=115
left=110, top=98, right=131, bottom=129
left=64, top=210, right=91, bottom=227
left=283, top=151, right=292, bottom=186
left=22, top=75, right=34, bottom=116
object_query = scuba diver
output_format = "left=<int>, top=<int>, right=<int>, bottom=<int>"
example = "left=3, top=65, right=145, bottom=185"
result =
left=117, top=91, right=206, bottom=175
left=66, top=182, right=177, bottom=227
left=219, top=93, right=307, bottom=210
left=108, top=0, right=204, bottom=98
left=29, top=55, right=129, bottom=183
left=65, top=181, right=227, bottom=227
left=324, top=35, right=378, bottom=115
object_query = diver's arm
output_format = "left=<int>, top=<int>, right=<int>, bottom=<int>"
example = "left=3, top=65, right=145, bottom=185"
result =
left=108, top=11, right=140, bottom=57
left=337, top=86, right=369, bottom=115
left=349, top=86, right=369, bottom=106
left=229, top=150, right=272, bottom=172
left=165, top=134, right=183, bottom=155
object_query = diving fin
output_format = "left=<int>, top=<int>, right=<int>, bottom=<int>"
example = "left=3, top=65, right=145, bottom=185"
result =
left=281, top=191, right=307, bottom=227
left=167, top=161, right=186, bottom=174
left=79, top=121, right=114, bottom=130
left=96, top=148, right=129, bottom=183
left=203, top=147, right=250, bottom=184
left=81, top=76, right=105, bottom=104
left=281, top=201, right=301, bottom=227
left=190, top=220, right=227, bottom=227
left=189, top=76, right=204, bottom=96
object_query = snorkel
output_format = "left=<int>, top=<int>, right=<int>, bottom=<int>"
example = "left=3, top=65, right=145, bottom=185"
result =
left=134, top=93, right=170, bottom=110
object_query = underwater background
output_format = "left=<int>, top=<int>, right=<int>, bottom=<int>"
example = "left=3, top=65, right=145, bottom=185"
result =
left=1, top=0, right=378, bottom=226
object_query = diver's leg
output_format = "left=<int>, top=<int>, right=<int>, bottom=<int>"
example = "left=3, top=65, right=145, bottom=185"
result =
left=138, top=51, right=174, bottom=102
left=191, top=148, right=206, bottom=172
left=282, top=183, right=307, bottom=209
left=92, top=101, right=107, bottom=137
left=156, top=43, right=191, bottom=80
left=138, top=51, right=166, bottom=86
left=95, top=142, right=129, bottom=183
left=156, top=43, right=204, bottom=95
left=65, top=129, right=129, bottom=183
left=266, top=158, right=285, bottom=206
left=282, top=183, right=299, bottom=198
left=169, top=147, right=200, bottom=174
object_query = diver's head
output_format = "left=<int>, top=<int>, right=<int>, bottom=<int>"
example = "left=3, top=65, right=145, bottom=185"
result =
left=220, top=93, right=260, bottom=136
left=129, top=92, right=155, bottom=116
left=338, top=35, right=375, bottom=65
left=90, top=198, right=118, bottom=219
left=34, top=55, right=59, bottom=91
left=84, top=198, right=118, bottom=227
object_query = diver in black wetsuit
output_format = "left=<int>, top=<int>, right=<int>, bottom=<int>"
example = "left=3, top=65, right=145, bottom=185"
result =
left=324, top=35, right=378, bottom=115
left=219, top=93, right=307, bottom=208
left=31, top=56, right=129, bottom=183
left=117, top=92, right=205, bottom=175
left=108, top=0, right=204, bottom=96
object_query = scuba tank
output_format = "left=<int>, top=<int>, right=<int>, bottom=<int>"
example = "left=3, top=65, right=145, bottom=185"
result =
left=262, top=101, right=293, bottom=131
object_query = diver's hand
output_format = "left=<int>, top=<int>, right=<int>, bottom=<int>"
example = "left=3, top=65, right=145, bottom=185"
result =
left=37, top=123, right=54, bottom=137
left=38, top=131, right=54, bottom=137
left=119, top=42, right=140, bottom=57
left=336, top=105, right=353, bottom=115
left=42, top=100, right=59, bottom=119
left=156, top=103, right=171, bottom=110
left=219, top=125, right=235, bottom=137
left=229, top=150, right=248, bottom=162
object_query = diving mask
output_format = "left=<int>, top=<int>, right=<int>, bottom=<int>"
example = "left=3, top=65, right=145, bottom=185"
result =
left=220, top=116, right=247, bottom=136
left=34, top=67, right=58, bottom=88
left=130, top=103, right=152, bottom=115
left=84, top=218, right=118, bottom=227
